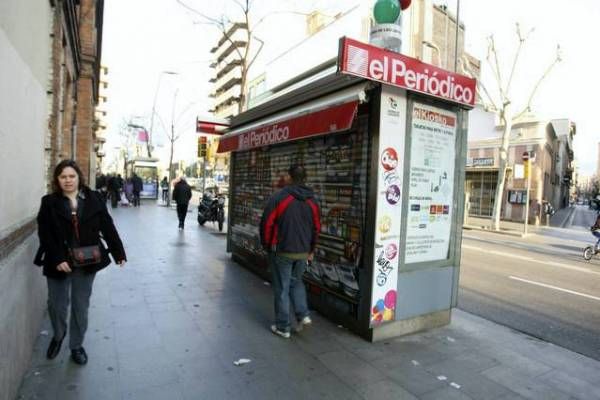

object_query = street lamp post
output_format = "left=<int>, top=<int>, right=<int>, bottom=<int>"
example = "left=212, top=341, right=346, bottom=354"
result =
left=149, top=71, right=178, bottom=158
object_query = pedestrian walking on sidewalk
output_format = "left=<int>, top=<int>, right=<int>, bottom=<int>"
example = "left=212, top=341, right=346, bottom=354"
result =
left=107, top=174, right=120, bottom=208
left=131, top=173, right=143, bottom=207
left=172, top=176, right=192, bottom=230
left=34, top=160, right=127, bottom=365
left=260, top=165, right=321, bottom=338
left=160, top=176, right=169, bottom=204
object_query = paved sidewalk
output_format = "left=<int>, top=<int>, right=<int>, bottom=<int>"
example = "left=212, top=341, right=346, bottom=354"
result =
left=17, top=205, right=600, bottom=399
left=465, top=206, right=575, bottom=237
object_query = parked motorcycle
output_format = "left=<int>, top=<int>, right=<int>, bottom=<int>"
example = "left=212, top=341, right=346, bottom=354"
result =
left=198, top=192, right=225, bottom=231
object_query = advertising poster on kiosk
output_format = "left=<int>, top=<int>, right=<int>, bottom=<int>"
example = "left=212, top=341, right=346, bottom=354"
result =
left=405, top=103, right=457, bottom=263
left=369, top=85, right=406, bottom=326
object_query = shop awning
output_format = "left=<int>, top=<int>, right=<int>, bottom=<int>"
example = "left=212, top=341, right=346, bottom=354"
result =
left=216, top=83, right=368, bottom=153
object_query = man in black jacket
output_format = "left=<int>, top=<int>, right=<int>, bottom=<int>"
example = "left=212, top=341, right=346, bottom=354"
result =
left=131, top=173, right=143, bottom=207
left=172, top=177, right=192, bottom=230
left=260, top=165, right=321, bottom=338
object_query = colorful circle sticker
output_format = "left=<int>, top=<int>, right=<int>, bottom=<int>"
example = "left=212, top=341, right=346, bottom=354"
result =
left=385, top=243, right=398, bottom=260
left=384, top=290, right=397, bottom=309
left=385, top=184, right=401, bottom=205
left=380, top=148, right=398, bottom=171
left=378, top=215, right=392, bottom=233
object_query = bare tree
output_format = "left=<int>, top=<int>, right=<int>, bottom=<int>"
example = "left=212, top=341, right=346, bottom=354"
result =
left=460, top=23, right=561, bottom=231
left=176, top=0, right=321, bottom=114
left=175, top=0, right=266, bottom=114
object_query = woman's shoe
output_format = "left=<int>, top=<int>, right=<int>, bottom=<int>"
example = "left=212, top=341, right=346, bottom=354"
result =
left=71, top=347, right=88, bottom=365
left=46, top=334, right=65, bottom=360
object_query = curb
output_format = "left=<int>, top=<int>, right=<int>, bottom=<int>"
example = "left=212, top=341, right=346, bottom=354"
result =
left=463, top=225, right=525, bottom=238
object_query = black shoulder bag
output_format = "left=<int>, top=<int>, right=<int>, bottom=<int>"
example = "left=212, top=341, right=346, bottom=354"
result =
left=68, top=211, right=102, bottom=267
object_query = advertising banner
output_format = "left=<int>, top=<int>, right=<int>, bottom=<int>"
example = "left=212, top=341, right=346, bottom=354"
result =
left=370, top=85, right=406, bottom=326
left=338, top=37, right=477, bottom=108
left=404, top=103, right=457, bottom=264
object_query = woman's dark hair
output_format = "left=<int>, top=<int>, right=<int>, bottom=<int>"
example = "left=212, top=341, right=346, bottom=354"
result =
left=52, top=159, right=86, bottom=193
left=288, top=164, right=306, bottom=184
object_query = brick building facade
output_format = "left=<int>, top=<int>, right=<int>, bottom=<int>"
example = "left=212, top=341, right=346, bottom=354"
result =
left=47, top=0, right=104, bottom=187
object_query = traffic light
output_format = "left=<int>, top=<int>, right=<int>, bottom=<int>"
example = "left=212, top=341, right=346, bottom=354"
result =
left=198, top=136, right=207, bottom=158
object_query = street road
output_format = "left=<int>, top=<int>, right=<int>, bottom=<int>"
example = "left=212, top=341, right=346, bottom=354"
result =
left=459, top=206, right=600, bottom=360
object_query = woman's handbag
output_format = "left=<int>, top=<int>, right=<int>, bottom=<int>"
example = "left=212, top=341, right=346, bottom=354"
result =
left=69, top=245, right=102, bottom=267
left=68, top=209, right=102, bottom=267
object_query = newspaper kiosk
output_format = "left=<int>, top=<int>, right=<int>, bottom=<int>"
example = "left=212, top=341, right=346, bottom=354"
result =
left=217, top=38, right=476, bottom=341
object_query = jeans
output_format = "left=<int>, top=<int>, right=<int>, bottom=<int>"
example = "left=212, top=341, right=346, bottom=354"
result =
left=47, top=270, right=96, bottom=349
left=269, top=254, right=309, bottom=332
left=593, top=231, right=600, bottom=249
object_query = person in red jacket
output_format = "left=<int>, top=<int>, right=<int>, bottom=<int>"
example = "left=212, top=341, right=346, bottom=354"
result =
left=260, top=165, right=321, bottom=338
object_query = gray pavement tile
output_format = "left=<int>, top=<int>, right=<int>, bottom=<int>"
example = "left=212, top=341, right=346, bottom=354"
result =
left=151, top=310, right=202, bottom=334
left=147, top=301, right=186, bottom=313
left=317, top=350, right=386, bottom=390
left=507, top=339, right=600, bottom=385
left=424, top=351, right=499, bottom=375
left=116, top=345, right=173, bottom=371
left=426, top=369, right=513, bottom=400
left=260, top=343, right=330, bottom=380
left=122, top=382, right=184, bottom=400
left=115, top=328, right=163, bottom=356
left=419, top=386, right=475, bottom=400
left=144, top=294, right=181, bottom=304
left=537, top=370, right=600, bottom=400
left=370, top=356, right=445, bottom=396
left=356, top=378, right=419, bottom=400
left=52, top=378, right=121, bottom=400
left=159, top=330, right=216, bottom=360
left=373, top=340, right=449, bottom=367
left=117, top=362, right=180, bottom=394
left=482, top=366, right=574, bottom=400
left=294, top=330, right=346, bottom=356
left=111, top=306, right=155, bottom=329
left=179, top=374, right=246, bottom=400
left=292, top=372, right=364, bottom=400
left=476, top=347, right=553, bottom=379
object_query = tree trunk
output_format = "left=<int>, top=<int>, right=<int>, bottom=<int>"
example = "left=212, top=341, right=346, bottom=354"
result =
left=491, top=103, right=513, bottom=230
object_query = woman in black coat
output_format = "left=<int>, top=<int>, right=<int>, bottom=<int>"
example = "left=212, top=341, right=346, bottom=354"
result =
left=34, top=160, right=126, bottom=365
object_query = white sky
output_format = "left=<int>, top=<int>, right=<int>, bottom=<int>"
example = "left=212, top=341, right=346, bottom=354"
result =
left=101, top=0, right=600, bottom=175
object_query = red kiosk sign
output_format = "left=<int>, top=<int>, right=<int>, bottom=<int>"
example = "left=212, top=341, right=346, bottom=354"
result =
left=338, top=37, right=477, bottom=108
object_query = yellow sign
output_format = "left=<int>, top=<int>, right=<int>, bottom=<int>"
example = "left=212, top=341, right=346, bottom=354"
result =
left=524, top=160, right=530, bottom=179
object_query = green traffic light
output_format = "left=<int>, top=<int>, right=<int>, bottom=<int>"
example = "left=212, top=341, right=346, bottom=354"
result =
left=373, top=0, right=400, bottom=24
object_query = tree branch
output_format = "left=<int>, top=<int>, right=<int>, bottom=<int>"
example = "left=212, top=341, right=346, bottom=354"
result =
left=514, top=44, right=562, bottom=120
left=458, top=56, right=498, bottom=111
left=486, top=35, right=506, bottom=101
left=247, top=35, right=264, bottom=72
left=175, top=0, right=221, bottom=25
left=505, top=23, right=534, bottom=96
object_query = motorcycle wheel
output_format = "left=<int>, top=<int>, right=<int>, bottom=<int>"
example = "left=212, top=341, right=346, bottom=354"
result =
left=198, top=215, right=207, bottom=226
left=583, top=246, right=594, bottom=261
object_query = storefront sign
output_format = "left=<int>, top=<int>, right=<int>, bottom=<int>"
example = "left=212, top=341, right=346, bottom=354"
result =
left=370, top=85, right=406, bottom=327
left=338, top=37, right=476, bottom=107
left=217, top=101, right=358, bottom=153
left=472, top=157, right=494, bottom=167
left=405, top=103, right=457, bottom=264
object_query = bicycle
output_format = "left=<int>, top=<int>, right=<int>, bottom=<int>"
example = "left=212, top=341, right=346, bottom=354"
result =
left=583, top=245, right=598, bottom=261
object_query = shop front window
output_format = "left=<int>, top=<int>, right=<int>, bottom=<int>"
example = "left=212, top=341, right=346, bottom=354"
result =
left=466, top=171, right=498, bottom=217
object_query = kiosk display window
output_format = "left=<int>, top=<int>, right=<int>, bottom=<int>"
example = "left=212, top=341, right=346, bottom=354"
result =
left=229, top=113, right=370, bottom=303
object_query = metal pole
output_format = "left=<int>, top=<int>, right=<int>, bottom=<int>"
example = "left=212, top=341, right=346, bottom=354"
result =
left=149, top=71, right=178, bottom=158
left=453, top=0, right=461, bottom=72
left=524, top=160, right=531, bottom=235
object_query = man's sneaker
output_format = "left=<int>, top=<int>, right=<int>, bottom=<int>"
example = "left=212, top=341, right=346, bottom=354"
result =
left=270, top=325, right=290, bottom=339
left=300, top=316, right=312, bottom=326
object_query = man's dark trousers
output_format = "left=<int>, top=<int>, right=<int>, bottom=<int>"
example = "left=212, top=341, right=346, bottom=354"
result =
left=177, top=203, right=189, bottom=228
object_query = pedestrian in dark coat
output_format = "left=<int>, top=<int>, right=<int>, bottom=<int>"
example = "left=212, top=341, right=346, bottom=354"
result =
left=172, top=177, right=192, bottom=229
left=34, top=160, right=126, bottom=365
left=260, top=165, right=321, bottom=338
left=131, top=173, right=143, bottom=207
left=107, top=174, right=120, bottom=208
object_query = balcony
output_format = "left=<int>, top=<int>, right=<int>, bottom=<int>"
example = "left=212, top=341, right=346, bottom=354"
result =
left=216, top=41, right=247, bottom=63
